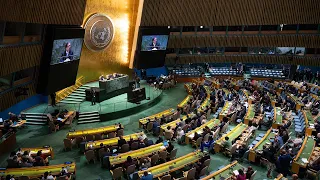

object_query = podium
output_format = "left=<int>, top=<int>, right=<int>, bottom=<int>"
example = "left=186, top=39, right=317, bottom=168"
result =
left=85, top=87, right=107, bottom=103
left=127, top=87, right=146, bottom=103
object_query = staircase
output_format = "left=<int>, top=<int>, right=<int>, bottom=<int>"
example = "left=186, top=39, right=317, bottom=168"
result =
left=77, top=111, right=100, bottom=124
left=59, top=85, right=92, bottom=104
left=21, top=112, right=48, bottom=125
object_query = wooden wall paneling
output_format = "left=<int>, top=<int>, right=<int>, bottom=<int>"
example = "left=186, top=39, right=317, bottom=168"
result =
left=0, top=83, right=37, bottom=112
left=141, top=0, right=320, bottom=26
left=0, top=45, right=43, bottom=77
left=0, top=0, right=86, bottom=25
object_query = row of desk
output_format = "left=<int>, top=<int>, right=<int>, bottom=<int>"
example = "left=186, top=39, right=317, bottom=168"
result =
left=0, top=162, right=75, bottom=178
left=185, top=119, right=220, bottom=144
left=200, top=161, right=244, bottom=180
left=287, top=93, right=304, bottom=111
left=20, top=146, right=54, bottom=159
left=108, top=142, right=167, bottom=166
left=214, top=123, right=248, bottom=153
left=138, top=150, right=204, bottom=178
left=248, top=128, right=276, bottom=163
left=177, top=95, right=193, bottom=109
left=272, top=107, right=283, bottom=129
left=138, top=108, right=175, bottom=128
left=81, top=132, right=144, bottom=152
left=0, top=120, right=27, bottom=129
left=67, top=124, right=121, bottom=139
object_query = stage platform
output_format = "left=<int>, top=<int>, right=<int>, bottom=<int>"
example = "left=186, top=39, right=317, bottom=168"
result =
left=23, top=81, right=162, bottom=123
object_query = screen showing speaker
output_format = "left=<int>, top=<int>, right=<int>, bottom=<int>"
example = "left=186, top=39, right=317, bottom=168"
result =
left=37, top=26, right=85, bottom=95
left=141, top=35, right=168, bottom=51
left=50, top=38, right=83, bottom=65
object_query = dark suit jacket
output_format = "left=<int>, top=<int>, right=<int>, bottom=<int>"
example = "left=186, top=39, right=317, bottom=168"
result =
left=148, top=42, right=161, bottom=50
left=60, top=50, right=74, bottom=62
left=118, top=139, right=127, bottom=147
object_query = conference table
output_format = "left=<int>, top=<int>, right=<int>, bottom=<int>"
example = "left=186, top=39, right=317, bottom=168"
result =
left=108, top=142, right=167, bottom=166
left=81, top=132, right=144, bottom=152
left=272, top=107, right=283, bottom=129
left=214, top=123, right=248, bottom=153
left=139, top=108, right=175, bottom=128
left=292, top=136, right=315, bottom=174
left=58, top=111, right=75, bottom=123
left=160, top=113, right=196, bottom=134
left=304, top=110, right=316, bottom=136
left=0, top=120, right=26, bottom=128
left=66, top=124, right=121, bottom=139
left=219, top=101, right=232, bottom=120
left=200, top=161, right=244, bottom=180
left=185, top=119, right=220, bottom=144
left=244, top=104, right=255, bottom=125
left=177, top=95, right=193, bottom=108
left=138, top=150, right=204, bottom=178
left=184, top=83, right=193, bottom=95
left=0, top=162, right=76, bottom=178
left=248, top=128, right=276, bottom=162
left=21, top=146, right=54, bottom=159
left=287, top=93, right=304, bottom=110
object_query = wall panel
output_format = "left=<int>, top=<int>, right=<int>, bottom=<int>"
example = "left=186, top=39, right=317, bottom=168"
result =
left=0, top=83, right=37, bottom=112
left=0, top=0, right=86, bottom=25
left=166, top=55, right=320, bottom=67
left=0, top=45, right=43, bottom=77
left=141, top=0, right=320, bottom=26
left=167, top=35, right=320, bottom=48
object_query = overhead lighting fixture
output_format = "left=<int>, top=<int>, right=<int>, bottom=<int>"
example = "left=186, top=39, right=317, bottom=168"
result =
left=168, top=26, right=170, bottom=29
left=200, top=26, right=203, bottom=29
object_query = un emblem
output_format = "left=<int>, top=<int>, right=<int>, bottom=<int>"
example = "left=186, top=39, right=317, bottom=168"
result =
left=84, top=13, right=114, bottom=52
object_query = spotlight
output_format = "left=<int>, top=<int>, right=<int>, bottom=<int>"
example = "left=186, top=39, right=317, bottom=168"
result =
left=200, top=26, right=203, bottom=29
left=168, top=26, right=170, bottom=29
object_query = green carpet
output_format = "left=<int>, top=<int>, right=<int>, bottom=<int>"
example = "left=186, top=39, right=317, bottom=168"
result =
left=24, top=82, right=162, bottom=115
left=0, top=83, right=281, bottom=180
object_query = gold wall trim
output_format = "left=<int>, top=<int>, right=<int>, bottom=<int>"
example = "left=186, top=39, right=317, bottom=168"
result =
left=129, top=0, right=144, bottom=69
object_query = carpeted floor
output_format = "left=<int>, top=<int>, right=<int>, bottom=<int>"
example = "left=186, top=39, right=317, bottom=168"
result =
left=0, top=83, right=280, bottom=180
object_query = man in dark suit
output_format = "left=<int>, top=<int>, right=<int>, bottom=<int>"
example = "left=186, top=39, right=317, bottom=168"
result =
left=60, top=42, right=74, bottom=63
left=118, top=136, right=127, bottom=148
left=91, top=88, right=96, bottom=105
left=50, top=93, right=56, bottom=107
left=148, top=37, right=161, bottom=51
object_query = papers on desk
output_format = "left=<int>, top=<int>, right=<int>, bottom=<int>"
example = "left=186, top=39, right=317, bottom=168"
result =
left=302, top=158, right=309, bottom=164
left=310, top=123, right=315, bottom=128
left=233, top=170, right=239, bottom=176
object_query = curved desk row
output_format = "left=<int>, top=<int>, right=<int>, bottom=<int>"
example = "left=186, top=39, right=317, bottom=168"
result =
left=248, top=128, right=276, bottom=163
left=81, top=132, right=144, bottom=152
left=184, top=83, right=193, bottom=95
left=214, top=123, right=248, bottom=153
left=138, top=151, right=204, bottom=178
left=185, top=119, right=220, bottom=144
left=292, top=136, right=315, bottom=174
left=0, top=162, right=75, bottom=178
left=160, top=113, right=196, bottom=134
left=177, top=95, right=193, bottom=109
left=67, top=124, right=121, bottom=139
left=21, top=147, right=54, bottom=159
left=200, top=161, right=244, bottom=180
left=272, top=107, right=283, bottom=129
left=139, top=108, right=175, bottom=128
left=244, top=104, right=255, bottom=125
left=108, top=142, right=168, bottom=167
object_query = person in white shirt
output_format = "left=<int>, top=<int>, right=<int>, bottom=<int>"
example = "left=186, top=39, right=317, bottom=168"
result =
left=176, top=127, right=185, bottom=143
